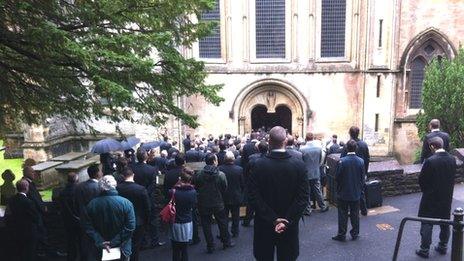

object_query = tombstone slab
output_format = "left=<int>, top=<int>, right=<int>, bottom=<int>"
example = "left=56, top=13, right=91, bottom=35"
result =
left=32, top=161, right=64, bottom=189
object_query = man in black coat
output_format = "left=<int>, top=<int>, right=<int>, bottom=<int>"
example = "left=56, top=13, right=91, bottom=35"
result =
left=420, top=119, right=451, bottom=163
left=163, top=154, right=185, bottom=198
left=216, top=141, right=228, bottom=166
left=341, top=126, right=370, bottom=216
left=21, top=166, right=47, bottom=256
left=6, top=179, right=40, bottom=261
left=182, top=133, right=191, bottom=152
left=131, top=150, right=159, bottom=190
left=241, top=132, right=259, bottom=169
left=219, top=151, right=245, bottom=237
left=131, top=150, right=163, bottom=248
left=332, top=140, right=365, bottom=242
left=286, top=135, right=303, bottom=160
left=242, top=140, right=268, bottom=226
left=117, top=168, right=151, bottom=261
left=59, top=172, right=80, bottom=261
left=73, top=164, right=102, bottom=261
left=416, top=137, right=456, bottom=258
left=248, top=126, right=310, bottom=261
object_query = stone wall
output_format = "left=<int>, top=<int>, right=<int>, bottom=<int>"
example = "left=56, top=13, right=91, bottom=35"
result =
left=327, top=148, right=464, bottom=198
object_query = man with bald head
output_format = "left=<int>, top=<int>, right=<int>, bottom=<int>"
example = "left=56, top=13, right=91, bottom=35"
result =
left=420, top=119, right=450, bottom=163
left=248, top=126, right=310, bottom=261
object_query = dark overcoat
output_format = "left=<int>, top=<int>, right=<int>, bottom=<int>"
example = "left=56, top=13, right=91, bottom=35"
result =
left=418, top=151, right=456, bottom=219
left=248, top=151, right=309, bottom=260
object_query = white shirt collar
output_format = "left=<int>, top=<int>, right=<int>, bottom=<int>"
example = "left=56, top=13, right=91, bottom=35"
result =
left=431, top=128, right=440, bottom=132
left=19, top=192, right=27, bottom=197
left=90, top=179, right=98, bottom=183
left=347, top=152, right=356, bottom=155
left=272, top=149, right=286, bottom=152
left=435, top=148, right=446, bottom=153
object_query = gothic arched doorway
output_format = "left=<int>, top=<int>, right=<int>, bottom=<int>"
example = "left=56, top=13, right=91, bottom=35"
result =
left=235, top=82, right=305, bottom=136
left=251, top=105, right=292, bottom=132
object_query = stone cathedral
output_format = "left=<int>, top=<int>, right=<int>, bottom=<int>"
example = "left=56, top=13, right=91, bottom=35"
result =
left=7, top=0, right=463, bottom=164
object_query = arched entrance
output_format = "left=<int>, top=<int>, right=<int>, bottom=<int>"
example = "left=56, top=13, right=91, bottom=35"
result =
left=234, top=80, right=306, bottom=136
left=251, top=105, right=292, bottom=132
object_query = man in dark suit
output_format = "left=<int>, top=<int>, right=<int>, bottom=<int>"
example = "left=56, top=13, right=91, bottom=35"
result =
left=219, top=151, right=245, bottom=237
left=420, top=119, right=451, bottom=163
left=21, top=166, right=46, bottom=257
left=216, top=141, right=228, bottom=166
left=59, top=172, right=80, bottom=261
left=341, top=126, right=370, bottom=216
left=416, top=137, right=456, bottom=258
left=117, top=168, right=151, bottom=261
left=286, top=135, right=303, bottom=160
left=149, top=150, right=168, bottom=174
left=241, top=132, right=259, bottom=169
left=131, top=150, right=159, bottom=189
left=183, top=133, right=191, bottom=152
left=242, top=140, right=268, bottom=226
left=73, top=164, right=102, bottom=261
left=7, top=179, right=40, bottom=261
left=248, top=126, right=310, bottom=261
left=131, top=150, right=163, bottom=248
left=163, top=154, right=185, bottom=198
left=332, top=140, right=365, bottom=242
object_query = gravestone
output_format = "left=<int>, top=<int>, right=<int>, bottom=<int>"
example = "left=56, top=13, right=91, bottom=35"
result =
left=32, top=161, right=64, bottom=189
left=0, top=170, right=16, bottom=205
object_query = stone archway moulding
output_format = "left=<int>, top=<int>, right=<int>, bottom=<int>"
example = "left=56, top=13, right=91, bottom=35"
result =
left=230, top=79, right=308, bottom=136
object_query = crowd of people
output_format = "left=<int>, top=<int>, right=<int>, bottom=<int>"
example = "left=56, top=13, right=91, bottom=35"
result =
left=2, top=118, right=457, bottom=261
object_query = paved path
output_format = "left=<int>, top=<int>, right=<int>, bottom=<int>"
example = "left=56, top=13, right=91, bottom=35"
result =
left=142, top=184, right=464, bottom=261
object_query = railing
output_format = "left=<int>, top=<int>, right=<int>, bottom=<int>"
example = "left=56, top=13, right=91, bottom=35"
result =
left=393, top=208, right=464, bottom=261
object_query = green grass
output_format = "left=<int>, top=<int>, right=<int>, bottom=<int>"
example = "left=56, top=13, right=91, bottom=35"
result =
left=0, top=140, right=52, bottom=202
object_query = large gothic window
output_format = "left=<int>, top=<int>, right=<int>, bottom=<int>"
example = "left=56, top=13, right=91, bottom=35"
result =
left=407, top=39, right=447, bottom=109
left=199, top=0, right=221, bottom=59
left=321, top=0, right=346, bottom=58
left=255, top=0, right=286, bottom=59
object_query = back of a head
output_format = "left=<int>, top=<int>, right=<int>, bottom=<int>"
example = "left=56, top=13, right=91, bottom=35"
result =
left=22, top=166, right=34, bottom=179
left=219, top=141, right=227, bottom=151
left=87, top=164, right=101, bottom=179
left=347, top=139, right=358, bottom=153
left=268, top=126, right=287, bottom=150
left=250, top=132, right=258, bottom=140
left=429, top=136, right=444, bottom=150
left=306, top=132, right=314, bottom=141
left=257, top=141, right=269, bottom=154
left=287, top=135, right=295, bottom=146
left=137, top=150, right=148, bottom=163
left=16, top=179, right=29, bottom=193
left=163, top=136, right=169, bottom=142
left=332, top=134, right=338, bottom=140
left=224, top=151, right=235, bottom=164
left=116, top=157, right=129, bottom=173
left=186, top=133, right=190, bottom=139
left=99, top=175, right=117, bottom=191
left=349, top=126, right=360, bottom=139
left=175, top=153, right=186, bottom=166
left=67, top=172, right=79, bottom=184
left=430, top=119, right=441, bottom=129
left=121, top=168, right=134, bottom=179
left=180, top=168, right=194, bottom=183
left=205, top=153, right=217, bottom=165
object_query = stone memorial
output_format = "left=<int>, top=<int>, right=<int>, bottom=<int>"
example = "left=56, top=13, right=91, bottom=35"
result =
left=32, top=161, right=64, bottom=189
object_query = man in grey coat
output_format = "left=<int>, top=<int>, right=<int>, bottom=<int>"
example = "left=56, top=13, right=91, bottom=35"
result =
left=300, top=133, right=328, bottom=214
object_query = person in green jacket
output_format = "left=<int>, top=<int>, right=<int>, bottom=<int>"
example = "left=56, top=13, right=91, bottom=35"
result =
left=194, top=153, right=235, bottom=253
left=83, top=175, right=136, bottom=261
